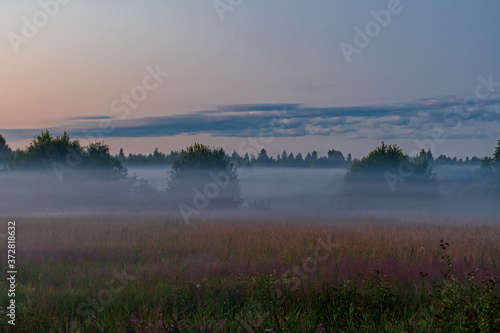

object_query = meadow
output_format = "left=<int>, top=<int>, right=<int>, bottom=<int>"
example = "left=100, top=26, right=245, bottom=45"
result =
left=1, top=215, right=499, bottom=332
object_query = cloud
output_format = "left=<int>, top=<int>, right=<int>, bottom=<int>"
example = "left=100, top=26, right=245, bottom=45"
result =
left=68, top=116, right=113, bottom=121
left=2, top=97, right=500, bottom=142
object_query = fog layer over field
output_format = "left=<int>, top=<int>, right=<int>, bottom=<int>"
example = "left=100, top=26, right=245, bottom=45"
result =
left=128, top=166, right=345, bottom=206
left=0, top=165, right=498, bottom=219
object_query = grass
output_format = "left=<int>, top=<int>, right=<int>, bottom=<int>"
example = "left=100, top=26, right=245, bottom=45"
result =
left=0, top=216, right=499, bottom=332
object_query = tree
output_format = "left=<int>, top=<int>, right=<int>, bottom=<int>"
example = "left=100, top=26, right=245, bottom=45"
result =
left=426, top=149, right=434, bottom=164
left=346, top=153, right=352, bottom=166
left=0, top=134, right=11, bottom=167
left=152, top=148, right=166, bottom=164
left=295, top=153, right=303, bottom=164
left=327, top=149, right=346, bottom=167
left=257, top=148, right=270, bottom=164
left=167, top=143, right=243, bottom=209
left=309, top=150, right=318, bottom=167
left=117, top=148, right=126, bottom=162
left=494, top=139, right=500, bottom=193
left=0, top=131, right=134, bottom=214
left=5, top=130, right=85, bottom=171
left=281, top=150, right=288, bottom=164
left=3, top=130, right=126, bottom=180
left=341, top=142, right=439, bottom=208
left=418, top=149, right=427, bottom=161
left=243, top=153, right=250, bottom=166
left=494, top=138, right=500, bottom=162
left=305, top=152, right=312, bottom=165
left=476, top=138, right=500, bottom=196
left=83, top=141, right=127, bottom=179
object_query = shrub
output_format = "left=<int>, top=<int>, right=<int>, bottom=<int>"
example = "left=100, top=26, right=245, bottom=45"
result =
left=340, top=142, right=440, bottom=208
left=167, top=143, right=243, bottom=209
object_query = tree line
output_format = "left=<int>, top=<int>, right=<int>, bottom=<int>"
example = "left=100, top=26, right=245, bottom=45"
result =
left=0, top=130, right=126, bottom=179
left=116, top=146, right=483, bottom=169
left=0, top=131, right=498, bottom=212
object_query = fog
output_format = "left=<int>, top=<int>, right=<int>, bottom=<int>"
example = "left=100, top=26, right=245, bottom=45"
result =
left=128, top=166, right=345, bottom=209
left=0, top=165, right=498, bottom=221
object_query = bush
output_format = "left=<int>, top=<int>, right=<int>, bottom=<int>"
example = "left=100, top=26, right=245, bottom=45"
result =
left=2, top=130, right=126, bottom=179
left=340, top=142, right=440, bottom=208
left=167, top=143, right=243, bottom=209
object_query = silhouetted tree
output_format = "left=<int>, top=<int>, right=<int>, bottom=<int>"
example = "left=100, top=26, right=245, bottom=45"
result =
left=494, top=138, right=500, bottom=162
left=117, top=148, right=126, bottom=162
left=257, top=148, right=270, bottom=164
left=281, top=150, right=288, bottom=164
left=328, top=149, right=346, bottom=167
left=151, top=148, right=167, bottom=164
left=346, top=153, right=352, bottom=166
left=3, top=130, right=126, bottom=180
left=0, top=134, right=11, bottom=167
left=341, top=142, right=439, bottom=208
left=418, top=149, right=427, bottom=161
left=305, top=152, right=312, bottom=166
left=295, top=153, right=303, bottom=165
left=4, top=130, right=84, bottom=172
left=231, top=150, right=240, bottom=162
left=242, top=153, right=251, bottom=166
left=476, top=138, right=500, bottom=196
left=167, top=143, right=242, bottom=209
left=309, top=150, right=318, bottom=167
left=426, top=149, right=434, bottom=163
left=0, top=131, right=139, bottom=214
left=83, top=141, right=127, bottom=179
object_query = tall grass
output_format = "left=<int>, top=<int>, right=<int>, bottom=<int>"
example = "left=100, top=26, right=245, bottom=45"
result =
left=0, top=216, right=499, bottom=331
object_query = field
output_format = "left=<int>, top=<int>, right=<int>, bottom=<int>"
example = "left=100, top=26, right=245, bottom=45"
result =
left=1, top=216, right=500, bottom=332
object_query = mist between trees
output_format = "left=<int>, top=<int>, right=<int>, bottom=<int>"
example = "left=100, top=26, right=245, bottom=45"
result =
left=0, top=131, right=499, bottom=216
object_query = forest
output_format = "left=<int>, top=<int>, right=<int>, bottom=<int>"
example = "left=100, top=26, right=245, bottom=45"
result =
left=116, top=144, right=482, bottom=168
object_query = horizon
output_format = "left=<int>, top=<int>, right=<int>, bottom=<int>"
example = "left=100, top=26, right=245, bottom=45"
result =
left=1, top=1, right=499, bottom=159
left=1, top=129, right=496, bottom=161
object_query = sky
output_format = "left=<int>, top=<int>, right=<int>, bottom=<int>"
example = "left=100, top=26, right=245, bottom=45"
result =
left=1, top=0, right=499, bottom=159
